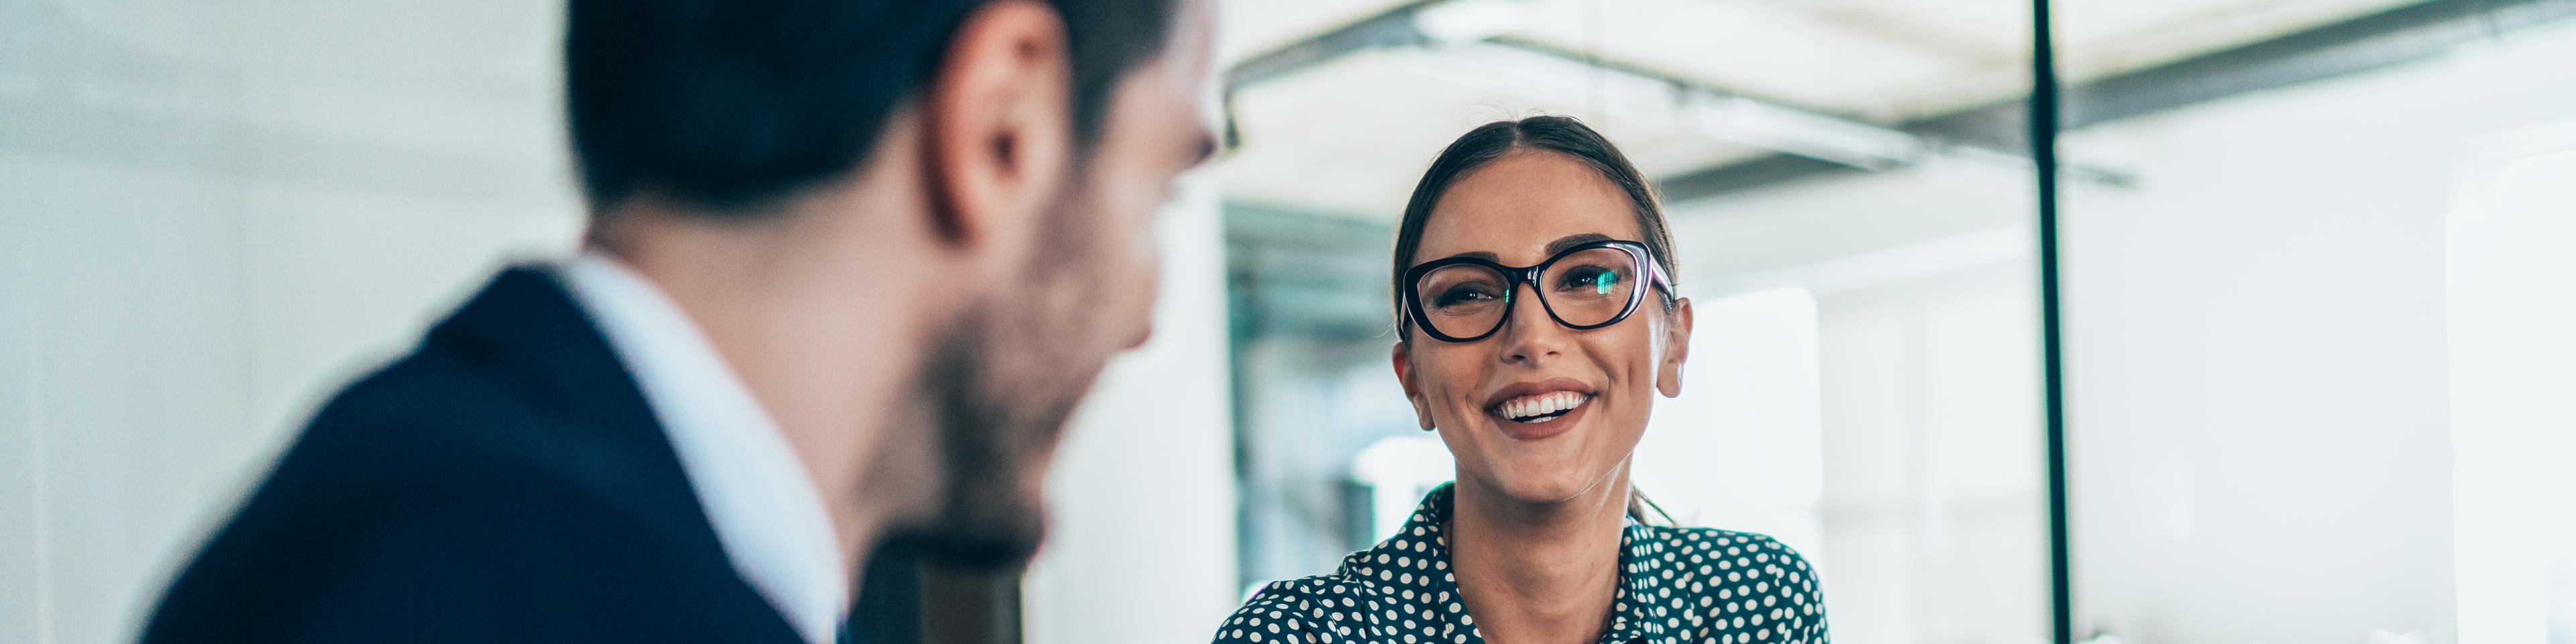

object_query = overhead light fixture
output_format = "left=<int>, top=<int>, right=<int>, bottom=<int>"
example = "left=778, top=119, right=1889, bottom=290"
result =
left=1411, top=0, right=1532, bottom=44
left=1679, top=90, right=1923, bottom=170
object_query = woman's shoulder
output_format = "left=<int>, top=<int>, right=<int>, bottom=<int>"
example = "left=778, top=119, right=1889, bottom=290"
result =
left=1629, top=524, right=1829, bottom=641
left=1633, top=523, right=1821, bottom=586
left=1210, top=536, right=1458, bottom=644
left=1638, top=525, right=1813, bottom=562
left=1208, top=574, right=1382, bottom=644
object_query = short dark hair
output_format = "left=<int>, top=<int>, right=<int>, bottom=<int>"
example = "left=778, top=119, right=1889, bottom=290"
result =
left=566, top=0, right=1179, bottom=213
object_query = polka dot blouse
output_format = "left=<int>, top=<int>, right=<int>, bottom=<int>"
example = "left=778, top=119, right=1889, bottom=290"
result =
left=1210, top=483, right=1829, bottom=644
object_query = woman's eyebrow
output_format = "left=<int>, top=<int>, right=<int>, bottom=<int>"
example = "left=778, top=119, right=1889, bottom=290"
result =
left=1436, top=233, right=1615, bottom=264
left=1544, top=233, right=1613, bottom=256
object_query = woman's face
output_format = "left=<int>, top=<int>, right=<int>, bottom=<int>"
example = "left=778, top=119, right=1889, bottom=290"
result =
left=1395, top=150, right=1694, bottom=507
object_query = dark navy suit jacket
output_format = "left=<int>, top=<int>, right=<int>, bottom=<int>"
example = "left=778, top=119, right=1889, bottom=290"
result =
left=140, top=268, right=820, bottom=643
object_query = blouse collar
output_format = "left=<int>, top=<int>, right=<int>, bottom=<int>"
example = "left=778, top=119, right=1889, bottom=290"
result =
left=1359, top=483, right=1673, bottom=644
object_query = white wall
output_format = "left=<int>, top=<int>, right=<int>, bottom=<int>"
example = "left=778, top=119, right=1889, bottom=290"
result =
left=1, top=2, right=582, bottom=641
left=1811, top=262, right=2051, bottom=644
left=1633, top=286, right=1827, bottom=552
left=1669, top=165, right=2053, bottom=644
left=2057, top=19, right=2576, bottom=644
left=2447, top=127, right=2576, bottom=644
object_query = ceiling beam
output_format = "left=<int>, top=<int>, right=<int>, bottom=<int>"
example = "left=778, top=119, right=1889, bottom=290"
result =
left=1225, top=1, right=1442, bottom=92
left=1662, top=0, right=2576, bottom=202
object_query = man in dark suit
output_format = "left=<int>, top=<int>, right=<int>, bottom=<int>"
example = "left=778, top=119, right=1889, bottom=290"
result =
left=139, top=0, right=1218, bottom=641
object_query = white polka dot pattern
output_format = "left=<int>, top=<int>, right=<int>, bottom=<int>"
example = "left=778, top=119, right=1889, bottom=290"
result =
left=1209, top=484, right=1829, bottom=644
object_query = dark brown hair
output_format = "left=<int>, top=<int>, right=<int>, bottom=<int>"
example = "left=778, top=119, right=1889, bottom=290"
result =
left=1391, top=115, right=1682, bottom=525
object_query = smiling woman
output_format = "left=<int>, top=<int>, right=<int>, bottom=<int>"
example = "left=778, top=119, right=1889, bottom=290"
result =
left=1208, top=115, right=1829, bottom=644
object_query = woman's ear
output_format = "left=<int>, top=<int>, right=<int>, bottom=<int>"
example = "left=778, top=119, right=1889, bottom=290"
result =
left=1391, top=341, right=1436, bottom=431
left=1657, top=297, right=1695, bottom=398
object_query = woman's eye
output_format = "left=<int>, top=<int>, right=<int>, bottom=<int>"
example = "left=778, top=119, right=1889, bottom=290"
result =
left=1558, top=267, right=1621, bottom=294
left=1433, top=285, right=1500, bottom=307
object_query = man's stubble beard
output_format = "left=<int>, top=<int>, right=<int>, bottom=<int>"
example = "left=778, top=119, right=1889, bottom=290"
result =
left=881, top=192, right=1117, bottom=572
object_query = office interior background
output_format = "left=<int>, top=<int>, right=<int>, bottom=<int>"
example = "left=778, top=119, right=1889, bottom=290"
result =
left=4, top=0, right=2574, bottom=642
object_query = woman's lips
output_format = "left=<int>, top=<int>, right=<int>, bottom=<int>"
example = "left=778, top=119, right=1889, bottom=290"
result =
left=1492, top=390, right=1590, bottom=422
left=1479, top=377, right=1597, bottom=441
left=1481, top=377, right=1597, bottom=410
left=1485, top=391, right=1595, bottom=441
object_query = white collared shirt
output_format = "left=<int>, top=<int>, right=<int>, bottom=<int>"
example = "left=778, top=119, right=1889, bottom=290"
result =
left=554, top=250, right=848, bottom=644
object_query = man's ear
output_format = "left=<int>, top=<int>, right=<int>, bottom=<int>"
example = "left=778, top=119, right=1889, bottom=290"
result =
left=922, top=0, right=1073, bottom=252
left=1391, top=341, right=1436, bottom=431
left=1657, top=298, right=1695, bottom=398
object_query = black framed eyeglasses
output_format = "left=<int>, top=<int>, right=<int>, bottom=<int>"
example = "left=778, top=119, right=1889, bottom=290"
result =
left=1401, top=239, right=1674, bottom=343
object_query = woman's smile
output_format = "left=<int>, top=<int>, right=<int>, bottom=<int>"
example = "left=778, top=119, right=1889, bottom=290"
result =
left=1481, top=377, right=1597, bottom=440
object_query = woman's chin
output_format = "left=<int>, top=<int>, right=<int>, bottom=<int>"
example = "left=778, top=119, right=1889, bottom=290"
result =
left=1450, top=431, right=1622, bottom=506
left=1482, top=468, right=1609, bottom=506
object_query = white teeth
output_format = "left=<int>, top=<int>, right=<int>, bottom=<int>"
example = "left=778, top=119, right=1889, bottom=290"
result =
left=1495, top=391, right=1589, bottom=421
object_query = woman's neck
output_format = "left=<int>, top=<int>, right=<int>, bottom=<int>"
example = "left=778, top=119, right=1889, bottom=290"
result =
left=1445, top=472, right=1631, bottom=644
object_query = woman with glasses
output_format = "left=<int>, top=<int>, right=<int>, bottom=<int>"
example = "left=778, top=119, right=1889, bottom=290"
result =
left=1211, top=116, right=1829, bottom=644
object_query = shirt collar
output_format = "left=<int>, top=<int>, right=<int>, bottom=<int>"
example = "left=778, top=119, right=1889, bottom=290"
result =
left=1366, top=483, right=1676, bottom=644
left=554, top=250, right=847, bottom=644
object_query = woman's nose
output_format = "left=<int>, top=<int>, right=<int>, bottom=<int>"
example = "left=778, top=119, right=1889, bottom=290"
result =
left=1497, top=282, right=1568, bottom=364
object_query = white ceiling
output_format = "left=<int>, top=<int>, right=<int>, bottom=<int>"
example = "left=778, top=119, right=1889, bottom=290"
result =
left=1214, top=0, right=2424, bottom=220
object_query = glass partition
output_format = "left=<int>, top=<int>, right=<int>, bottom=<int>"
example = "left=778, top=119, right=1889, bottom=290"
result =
left=2051, top=1, right=2576, bottom=642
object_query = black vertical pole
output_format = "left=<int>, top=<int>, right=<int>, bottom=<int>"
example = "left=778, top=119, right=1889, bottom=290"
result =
left=2031, top=1, right=2074, bottom=643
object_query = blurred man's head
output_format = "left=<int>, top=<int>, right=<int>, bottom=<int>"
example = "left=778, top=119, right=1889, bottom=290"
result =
left=564, top=0, right=1218, bottom=569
